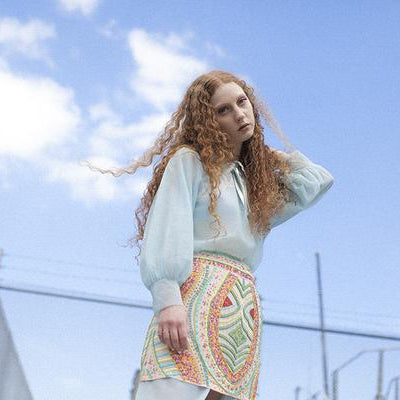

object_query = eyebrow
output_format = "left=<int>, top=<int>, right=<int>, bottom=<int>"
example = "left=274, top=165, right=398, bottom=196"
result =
left=214, top=94, right=246, bottom=109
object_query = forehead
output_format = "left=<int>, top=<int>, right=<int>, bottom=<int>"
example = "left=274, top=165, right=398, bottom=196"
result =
left=210, top=82, right=245, bottom=106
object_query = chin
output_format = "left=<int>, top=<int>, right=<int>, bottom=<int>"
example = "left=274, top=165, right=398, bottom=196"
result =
left=242, top=132, right=254, bottom=142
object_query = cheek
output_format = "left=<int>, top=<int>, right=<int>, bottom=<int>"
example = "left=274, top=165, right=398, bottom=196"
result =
left=247, top=106, right=255, bottom=117
left=217, top=117, right=232, bottom=132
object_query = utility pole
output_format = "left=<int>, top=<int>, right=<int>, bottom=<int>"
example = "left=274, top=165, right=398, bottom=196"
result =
left=316, top=252, right=330, bottom=398
left=332, top=348, right=400, bottom=400
left=385, top=375, right=400, bottom=400
left=375, top=350, right=384, bottom=400
left=332, top=370, right=338, bottom=400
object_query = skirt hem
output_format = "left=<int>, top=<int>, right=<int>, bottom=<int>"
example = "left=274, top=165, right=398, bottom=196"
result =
left=139, top=375, right=239, bottom=400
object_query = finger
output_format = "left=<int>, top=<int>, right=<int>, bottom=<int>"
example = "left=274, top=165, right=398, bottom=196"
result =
left=178, top=326, right=189, bottom=350
left=158, top=321, right=166, bottom=339
left=169, top=327, right=181, bottom=352
left=157, top=324, right=163, bottom=340
left=161, top=328, right=172, bottom=349
left=159, top=326, right=170, bottom=348
left=166, top=332, right=173, bottom=350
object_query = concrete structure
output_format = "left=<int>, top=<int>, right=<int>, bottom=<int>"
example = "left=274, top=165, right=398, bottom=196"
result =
left=0, top=298, right=33, bottom=400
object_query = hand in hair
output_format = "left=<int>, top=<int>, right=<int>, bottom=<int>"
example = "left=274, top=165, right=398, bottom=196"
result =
left=157, top=304, right=190, bottom=353
left=269, top=146, right=289, bottom=161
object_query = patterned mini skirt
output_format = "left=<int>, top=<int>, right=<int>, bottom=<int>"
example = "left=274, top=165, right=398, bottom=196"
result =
left=139, top=251, right=263, bottom=400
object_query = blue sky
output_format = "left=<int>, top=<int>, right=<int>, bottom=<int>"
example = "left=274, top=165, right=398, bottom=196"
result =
left=0, top=1, right=399, bottom=399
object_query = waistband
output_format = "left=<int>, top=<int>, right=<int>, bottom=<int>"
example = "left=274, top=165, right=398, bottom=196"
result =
left=193, top=250, right=254, bottom=281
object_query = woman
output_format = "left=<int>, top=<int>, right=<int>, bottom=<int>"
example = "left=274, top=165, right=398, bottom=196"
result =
left=91, top=70, right=334, bottom=399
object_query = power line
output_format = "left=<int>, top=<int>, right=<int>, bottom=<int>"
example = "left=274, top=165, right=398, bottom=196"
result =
left=2, top=265, right=142, bottom=286
left=4, top=252, right=400, bottom=325
left=263, top=297, right=400, bottom=321
left=3, top=252, right=135, bottom=273
left=3, top=265, right=400, bottom=331
left=1, top=281, right=400, bottom=342
left=4, top=261, right=400, bottom=326
left=5, top=253, right=400, bottom=324
left=0, top=281, right=150, bottom=310
left=3, top=251, right=400, bottom=333
left=266, top=307, right=400, bottom=330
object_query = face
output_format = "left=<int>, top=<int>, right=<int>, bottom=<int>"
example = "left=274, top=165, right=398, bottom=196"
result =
left=210, top=82, right=255, bottom=158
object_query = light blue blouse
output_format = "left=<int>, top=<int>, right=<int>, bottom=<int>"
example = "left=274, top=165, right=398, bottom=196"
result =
left=139, top=147, right=334, bottom=314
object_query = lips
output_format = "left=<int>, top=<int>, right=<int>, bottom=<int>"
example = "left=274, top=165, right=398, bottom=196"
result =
left=239, top=123, right=250, bottom=130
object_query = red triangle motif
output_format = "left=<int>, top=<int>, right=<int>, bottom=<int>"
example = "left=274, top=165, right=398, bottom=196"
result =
left=223, top=296, right=232, bottom=307
left=250, top=308, right=255, bottom=320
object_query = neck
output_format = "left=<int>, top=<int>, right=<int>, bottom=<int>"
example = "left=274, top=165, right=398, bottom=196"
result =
left=232, top=143, right=242, bottom=161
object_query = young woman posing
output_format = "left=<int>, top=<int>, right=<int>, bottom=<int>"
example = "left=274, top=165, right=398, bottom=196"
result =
left=93, top=70, right=334, bottom=400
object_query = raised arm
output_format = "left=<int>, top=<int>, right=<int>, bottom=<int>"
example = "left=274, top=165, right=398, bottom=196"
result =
left=269, top=150, right=334, bottom=229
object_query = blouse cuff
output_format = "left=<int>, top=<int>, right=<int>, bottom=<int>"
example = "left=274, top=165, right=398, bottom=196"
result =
left=150, top=279, right=184, bottom=315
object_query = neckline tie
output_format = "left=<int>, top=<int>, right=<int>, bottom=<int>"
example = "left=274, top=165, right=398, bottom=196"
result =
left=230, top=162, right=249, bottom=213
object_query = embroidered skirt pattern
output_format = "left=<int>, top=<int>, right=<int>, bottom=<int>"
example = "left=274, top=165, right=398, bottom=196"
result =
left=139, top=251, right=263, bottom=400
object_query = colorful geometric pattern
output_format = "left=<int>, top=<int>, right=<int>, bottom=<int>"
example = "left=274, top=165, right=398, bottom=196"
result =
left=139, top=251, right=263, bottom=400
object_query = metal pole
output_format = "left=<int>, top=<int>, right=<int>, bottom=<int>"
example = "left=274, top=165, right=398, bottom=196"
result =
left=316, top=252, right=330, bottom=398
left=332, top=370, right=338, bottom=400
left=375, top=350, right=384, bottom=400
left=384, top=375, right=400, bottom=400
left=295, top=386, right=301, bottom=400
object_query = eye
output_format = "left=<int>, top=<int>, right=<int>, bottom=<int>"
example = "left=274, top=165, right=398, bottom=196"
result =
left=239, top=97, right=247, bottom=104
left=218, top=106, right=228, bottom=114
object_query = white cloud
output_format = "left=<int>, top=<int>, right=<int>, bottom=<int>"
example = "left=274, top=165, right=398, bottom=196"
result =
left=64, top=30, right=212, bottom=202
left=0, top=65, right=150, bottom=203
left=43, top=153, right=149, bottom=204
left=58, top=0, right=99, bottom=15
left=0, top=17, right=55, bottom=64
left=1, top=28, right=219, bottom=203
left=88, top=101, right=170, bottom=156
left=128, top=29, right=208, bottom=111
left=0, top=67, right=80, bottom=159
left=0, top=65, right=120, bottom=202
left=45, top=156, right=119, bottom=203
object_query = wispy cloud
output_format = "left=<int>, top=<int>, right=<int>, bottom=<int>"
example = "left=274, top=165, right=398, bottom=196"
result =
left=1, top=28, right=217, bottom=203
left=73, top=29, right=211, bottom=202
left=0, top=17, right=55, bottom=65
left=97, top=19, right=122, bottom=39
left=45, top=156, right=119, bottom=203
left=58, top=0, right=99, bottom=16
left=87, top=101, right=170, bottom=158
left=128, top=29, right=208, bottom=111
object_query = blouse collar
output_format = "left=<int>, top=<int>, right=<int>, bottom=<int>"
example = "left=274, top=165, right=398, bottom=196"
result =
left=224, top=160, right=246, bottom=175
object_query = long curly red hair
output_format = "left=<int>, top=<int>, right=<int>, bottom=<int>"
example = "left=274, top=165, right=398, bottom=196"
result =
left=87, top=70, right=295, bottom=260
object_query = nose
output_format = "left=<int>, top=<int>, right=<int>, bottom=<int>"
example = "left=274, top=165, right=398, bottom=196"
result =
left=234, top=105, right=245, bottom=121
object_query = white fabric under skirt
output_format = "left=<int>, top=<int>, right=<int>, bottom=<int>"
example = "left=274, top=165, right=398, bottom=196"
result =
left=135, top=377, right=235, bottom=400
